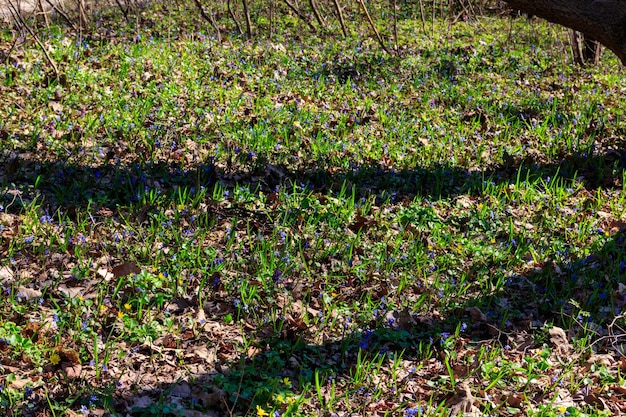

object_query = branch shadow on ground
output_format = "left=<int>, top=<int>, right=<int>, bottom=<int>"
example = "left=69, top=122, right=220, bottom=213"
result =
left=2, top=135, right=625, bottom=213
left=2, top=143, right=626, bottom=415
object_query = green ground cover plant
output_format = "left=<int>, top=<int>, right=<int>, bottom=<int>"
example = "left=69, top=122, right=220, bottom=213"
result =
left=1, top=2, right=626, bottom=416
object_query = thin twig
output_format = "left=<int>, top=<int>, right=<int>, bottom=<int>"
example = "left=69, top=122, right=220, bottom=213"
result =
left=227, top=0, right=243, bottom=35
left=114, top=0, right=130, bottom=22
left=356, top=0, right=391, bottom=54
left=268, top=0, right=273, bottom=38
left=241, top=0, right=252, bottom=38
left=6, top=0, right=59, bottom=78
left=418, top=0, right=426, bottom=35
left=283, top=0, right=317, bottom=33
left=332, top=0, right=348, bottom=38
left=308, top=0, right=326, bottom=30
left=43, top=0, right=78, bottom=31
left=192, top=0, right=222, bottom=42
left=392, top=0, right=398, bottom=52
left=2, top=32, right=24, bottom=66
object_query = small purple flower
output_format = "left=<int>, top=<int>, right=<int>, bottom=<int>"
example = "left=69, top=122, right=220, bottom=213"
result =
left=405, top=406, right=422, bottom=416
left=272, top=268, right=283, bottom=283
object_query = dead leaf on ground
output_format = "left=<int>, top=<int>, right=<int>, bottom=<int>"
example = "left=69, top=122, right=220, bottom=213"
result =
left=112, top=261, right=141, bottom=278
left=447, top=383, right=481, bottom=416
left=61, top=363, right=82, bottom=379
left=16, top=286, right=42, bottom=300
left=97, top=267, right=114, bottom=281
left=127, top=395, right=154, bottom=411
left=170, top=382, right=191, bottom=398
left=183, top=410, right=221, bottom=417
left=584, top=354, right=614, bottom=371
left=548, top=326, right=571, bottom=353
left=9, top=376, right=31, bottom=389
left=190, top=387, right=224, bottom=408
left=0, top=266, right=14, bottom=283
left=466, top=307, right=488, bottom=323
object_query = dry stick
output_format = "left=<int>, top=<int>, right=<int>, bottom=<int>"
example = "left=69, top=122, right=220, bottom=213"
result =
left=431, top=0, right=435, bottom=37
left=36, top=0, right=50, bottom=28
left=208, top=11, right=222, bottom=43
left=464, top=0, right=476, bottom=18
left=417, top=0, right=426, bottom=35
left=227, top=0, right=243, bottom=35
left=269, top=0, right=273, bottom=38
left=308, top=0, right=326, bottom=30
left=114, top=0, right=130, bottom=22
left=2, top=32, right=23, bottom=65
left=392, top=0, right=398, bottom=52
left=77, top=0, right=87, bottom=32
left=356, top=0, right=391, bottom=54
left=332, top=0, right=348, bottom=38
left=241, top=0, right=252, bottom=38
left=192, top=0, right=222, bottom=42
left=43, top=0, right=78, bottom=31
left=283, top=0, right=317, bottom=33
left=6, top=0, right=59, bottom=78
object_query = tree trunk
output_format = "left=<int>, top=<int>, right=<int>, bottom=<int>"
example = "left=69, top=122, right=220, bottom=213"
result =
left=503, top=0, right=626, bottom=65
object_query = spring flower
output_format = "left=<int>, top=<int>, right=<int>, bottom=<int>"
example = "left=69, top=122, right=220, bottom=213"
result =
left=256, top=405, right=270, bottom=416
left=49, top=353, right=61, bottom=365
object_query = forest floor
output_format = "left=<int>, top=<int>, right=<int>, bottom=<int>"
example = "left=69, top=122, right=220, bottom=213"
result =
left=1, top=2, right=626, bottom=416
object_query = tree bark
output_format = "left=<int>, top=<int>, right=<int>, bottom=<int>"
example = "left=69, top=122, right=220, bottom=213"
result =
left=503, top=0, right=626, bottom=65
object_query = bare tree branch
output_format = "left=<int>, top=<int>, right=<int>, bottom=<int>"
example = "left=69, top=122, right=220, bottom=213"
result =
left=283, top=0, right=317, bottom=32
left=192, top=0, right=222, bottom=42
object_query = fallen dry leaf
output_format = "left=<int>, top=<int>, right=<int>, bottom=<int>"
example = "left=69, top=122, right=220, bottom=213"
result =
left=16, top=286, right=42, bottom=300
left=0, top=265, right=14, bottom=282
left=61, top=363, right=82, bottom=379
left=447, top=383, right=481, bottom=417
left=112, top=261, right=141, bottom=278
left=127, top=395, right=154, bottom=411
left=548, top=326, right=571, bottom=353
left=466, top=307, right=488, bottom=323
left=9, top=376, right=31, bottom=389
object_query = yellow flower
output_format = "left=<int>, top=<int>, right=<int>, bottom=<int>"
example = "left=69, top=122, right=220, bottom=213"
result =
left=49, top=353, right=61, bottom=365
left=283, top=377, right=292, bottom=387
left=177, top=204, right=185, bottom=211
left=256, top=405, right=269, bottom=417
left=117, top=311, right=125, bottom=319
left=477, top=203, right=483, bottom=210
left=276, top=394, right=286, bottom=403
left=124, top=303, right=132, bottom=310
left=76, top=295, right=84, bottom=301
